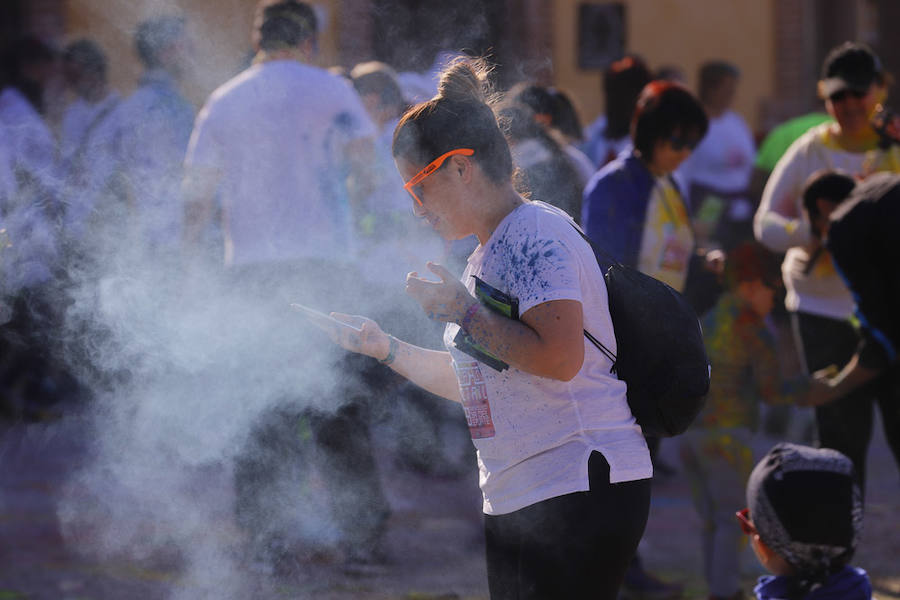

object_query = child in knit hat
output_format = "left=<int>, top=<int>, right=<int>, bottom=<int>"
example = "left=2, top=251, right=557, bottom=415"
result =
left=737, top=442, right=871, bottom=600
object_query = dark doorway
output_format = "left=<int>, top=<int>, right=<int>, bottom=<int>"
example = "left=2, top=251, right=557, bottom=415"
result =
left=1, top=1, right=25, bottom=51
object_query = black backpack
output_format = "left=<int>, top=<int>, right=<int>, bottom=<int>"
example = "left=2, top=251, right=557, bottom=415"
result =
left=575, top=227, right=710, bottom=438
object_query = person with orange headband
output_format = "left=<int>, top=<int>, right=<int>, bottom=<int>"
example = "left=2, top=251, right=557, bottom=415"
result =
left=321, top=57, right=653, bottom=599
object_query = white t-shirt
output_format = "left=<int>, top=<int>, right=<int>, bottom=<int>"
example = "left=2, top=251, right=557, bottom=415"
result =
left=185, top=60, right=376, bottom=267
left=676, top=110, right=756, bottom=195
left=0, top=88, right=60, bottom=291
left=60, top=93, right=124, bottom=240
left=754, top=123, right=900, bottom=319
left=444, top=201, right=652, bottom=515
left=0, top=123, right=16, bottom=204
left=113, top=70, right=195, bottom=249
left=59, top=92, right=121, bottom=164
left=0, top=87, right=59, bottom=193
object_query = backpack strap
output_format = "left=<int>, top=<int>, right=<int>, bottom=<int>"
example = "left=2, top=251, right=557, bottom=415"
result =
left=569, top=221, right=619, bottom=373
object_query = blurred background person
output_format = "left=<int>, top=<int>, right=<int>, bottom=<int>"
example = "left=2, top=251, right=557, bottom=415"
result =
left=0, top=36, right=73, bottom=422
left=349, top=59, right=466, bottom=478
left=679, top=241, right=802, bottom=600
left=114, top=15, right=195, bottom=256
left=183, top=0, right=390, bottom=572
left=582, top=55, right=652, bottom=169
left=582, top=80, right=709, bottom=600
left=748, top=109, right=833, bottom=208
left=754, top=42, right=900, bottom=491
left=509, top=82, right=595, bottom=189
left=349, top=59, right=427, bottom=277
left=0, top=122, right=15, bottom=208
left=0, top=36, right=61, bottom=228
left=58, top=39, right=123, bottom=251
left=677, top=61, right=756, bottom=252
left=499, top=86, right=584, bottom=221
left=59, top=40, right=120, bottom=172
left=799, top=170, right=900, bottom=477
left=654, top=64, right=687, bottom=84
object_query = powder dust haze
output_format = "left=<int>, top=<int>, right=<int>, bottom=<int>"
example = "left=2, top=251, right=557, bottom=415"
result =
left=32, top=1, right=488, bottom=598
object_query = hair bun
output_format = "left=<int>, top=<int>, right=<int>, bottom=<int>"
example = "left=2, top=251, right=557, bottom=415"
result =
left=437, top=56, right=492, bottom=104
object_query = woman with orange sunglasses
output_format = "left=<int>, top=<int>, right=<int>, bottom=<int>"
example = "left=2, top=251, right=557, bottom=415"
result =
left=322, top=57, right=652, bottom=599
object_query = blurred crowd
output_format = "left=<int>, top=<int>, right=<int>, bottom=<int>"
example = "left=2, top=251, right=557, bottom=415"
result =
left=2, top=1, right=899, bottom=599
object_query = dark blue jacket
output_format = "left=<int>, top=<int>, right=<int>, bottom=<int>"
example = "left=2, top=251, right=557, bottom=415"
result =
left=581, top=153, right=657, bottom=270
left=754, top=567, right=872, bottom=600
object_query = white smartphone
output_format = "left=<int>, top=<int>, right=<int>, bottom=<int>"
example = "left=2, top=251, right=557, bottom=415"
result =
left=290, top=303, right=362, bottom=333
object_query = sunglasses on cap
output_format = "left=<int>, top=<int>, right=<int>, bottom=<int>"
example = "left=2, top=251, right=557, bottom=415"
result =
left=403, top=148, right=475, bottom=207
left=829, top=88, right=868, bottom=103
left=735, top=508, right=756, bottom=535
left=669, top=135, right=699, bottom=152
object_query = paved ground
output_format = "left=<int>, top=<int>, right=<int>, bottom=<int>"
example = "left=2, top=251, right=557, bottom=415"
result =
left=1, top=406, right=898, bottom=600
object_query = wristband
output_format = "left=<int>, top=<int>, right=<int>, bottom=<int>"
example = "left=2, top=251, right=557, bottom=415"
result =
left=379, top=335, right=398, bottom=366
left=461, top=301, right=480, bottom=331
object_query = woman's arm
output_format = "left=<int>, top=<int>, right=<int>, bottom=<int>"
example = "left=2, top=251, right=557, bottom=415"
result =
left=406, top=263, right=585, bottom=382
left=463, top=298, right=585, bottom=381
left=753, top=140, right=812, bottom=252
left=326, top=313, right=462, bottom=404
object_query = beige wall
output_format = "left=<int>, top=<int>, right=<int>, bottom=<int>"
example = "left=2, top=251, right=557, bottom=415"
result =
left=552, top=0, right=775, bottom=134
left=64, top=0, right=342, bottom=106
left=64, top=0, right=776, bottom=132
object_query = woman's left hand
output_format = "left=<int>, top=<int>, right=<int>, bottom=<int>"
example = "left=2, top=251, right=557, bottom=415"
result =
left=406, top=262, right=476, bottom=323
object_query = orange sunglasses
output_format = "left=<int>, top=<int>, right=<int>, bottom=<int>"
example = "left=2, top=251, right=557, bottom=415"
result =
left=403, top=148, right=475, bottom=206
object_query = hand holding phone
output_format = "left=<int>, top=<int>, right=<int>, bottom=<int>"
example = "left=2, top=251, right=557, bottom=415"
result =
left=290, top=304, right=391, bottom=360
left=290, top=303, right=362, bottom=333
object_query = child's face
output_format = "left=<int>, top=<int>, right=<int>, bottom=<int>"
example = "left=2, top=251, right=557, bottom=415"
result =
left=737, top=279, right=776, bottom=317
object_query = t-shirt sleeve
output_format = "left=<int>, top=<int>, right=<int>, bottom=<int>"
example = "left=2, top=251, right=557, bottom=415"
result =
left=505, top=220, right=584, bottom=316
left=754, top=134, right=813, bottom=251
left=184, top=101, right=221, bottom=170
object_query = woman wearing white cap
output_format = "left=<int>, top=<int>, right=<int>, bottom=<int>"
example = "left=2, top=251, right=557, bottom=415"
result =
left=753, top=42, right=900, bottom=489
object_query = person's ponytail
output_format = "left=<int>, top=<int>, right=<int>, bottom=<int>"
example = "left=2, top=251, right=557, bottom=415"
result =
left=436, top=57, right=492, bottom=105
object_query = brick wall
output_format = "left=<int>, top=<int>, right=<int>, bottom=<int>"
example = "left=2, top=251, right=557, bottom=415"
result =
left=763, top=0, right=819, bottom=130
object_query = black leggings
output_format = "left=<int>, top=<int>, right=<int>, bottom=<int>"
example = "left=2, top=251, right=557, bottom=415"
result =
left=483, top=451, right=651, bottom=600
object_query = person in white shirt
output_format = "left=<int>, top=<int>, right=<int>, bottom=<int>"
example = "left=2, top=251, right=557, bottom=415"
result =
left=349, top=62, right=443, bottom=286
left=113, top=16, right=195, bottom=253
left=58, top=39, right=123, bottom=247
left=676, top=61, right=756, bottom=250
left=183, top=0, right=389, bottom=570
left=754, top=42, right=900, bottom=488
left=508, top=83, right=596, bottom=197
left=321, top=57, right=652, bottom=600
left=0, top=36, right=61, bottom=293
left=60, top=40, right=120, bottom=167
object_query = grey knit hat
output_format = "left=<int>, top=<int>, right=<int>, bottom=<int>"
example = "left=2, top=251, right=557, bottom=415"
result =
left=746, top=443, right=863, bottom=577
